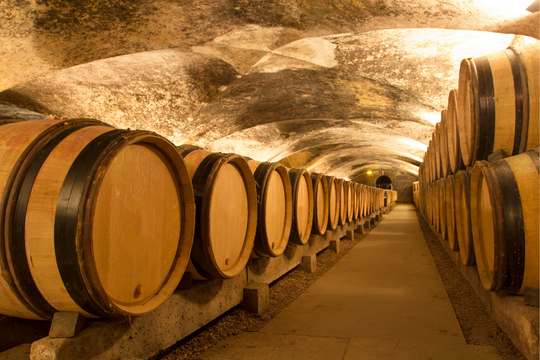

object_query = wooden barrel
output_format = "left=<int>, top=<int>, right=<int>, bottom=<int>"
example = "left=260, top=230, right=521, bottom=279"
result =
left=179, top=147, right=257, bottom=278
left=418, top=163, right=424, bottom=189
left=438, top=178, right=447, bottom=240
left=439, top=110, right=450, bottom=178
left=445, top=175, right=459, bottom=252
left=365, top=186, right=371, bottom=215
left=310, top=173, right=329, bottom=236
left=247, top=160, right=293, bottom=258
left=337, top=179, right=347, bottom=226
left=0, top=119, right=196, bottom=320
left=426, top=147, right=432, bottom=185
left=369, top=187, right=374, bottom=214
left=434, top=123, right=442, bottom=180
left=367, top=185, right=372, bottom=215
left=346, top=181, right=354, bottom=222
left=458, top=42, right=539, bottom=166
left=470, top=148, right=539, bottom=294
left=288, top=168, right=314, bottom=245
left=454, top=170, right=475, bottom=266
left=428, top=184, right=435, bottom=226
left=447, top=89, right=464, bottom=174
left=434, top=181, right=441, bottom=232
left=326, top=176, right=339, bottom=230
left=353, top=183, right=360, bottom=220
left=358, top=184, right=365, bottom=218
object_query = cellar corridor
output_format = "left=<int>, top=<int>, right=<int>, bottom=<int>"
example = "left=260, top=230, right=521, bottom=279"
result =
left=184, top=204, right=501, bottom=360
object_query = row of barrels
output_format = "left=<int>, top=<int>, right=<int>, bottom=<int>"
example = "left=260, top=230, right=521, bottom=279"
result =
left=414, top=145, right=539, bottom=296
left=418, top=41, right=539, bottom=189
left=0, top=119, right=396, bottom=320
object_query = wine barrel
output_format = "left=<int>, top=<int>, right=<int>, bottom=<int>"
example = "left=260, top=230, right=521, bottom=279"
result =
left=179, top=147, right=257, bottom=278
left=346, top=181, right=354, bottom=222
left=439, top=110, right=450, bottom=178
left=434, top=181, right=441, bottom=232
left=0, top=119, right=196, bottom=320
left=447, top=89, right=464, bottom=174
left=438, top=178, right=447, bottom=240
left=458, top=42, right=539, bottom=166
left=426, top=141, right=432, bottom=184
left=365, top=186, right=370, bottom=215
left=470, top=148, right=539, bottom=294
left=248, top=160, right=293, bottom=257
left=435, top=123, right=442, bottom=180
left=310, top=173, right=329, bottom=236
left=288, top=168, right=314, bottom=245
left=337, top=179, right=347, bottom=226
left=326, top=176, right=339, bottom=230
left=454, top=170, right=475, bottom=266
left=353, top=182, right=360, bottom=220
left=428, top=184, right=435, bottom=226
left=418, top=163, right=424, bottom=189
left=359, top=184, right=365, bottom=218
left=445, top=175, right=459, bottom=252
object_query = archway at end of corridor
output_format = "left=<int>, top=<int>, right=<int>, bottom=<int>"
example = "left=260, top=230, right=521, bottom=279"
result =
left=375, top=175, right=392, bottom=190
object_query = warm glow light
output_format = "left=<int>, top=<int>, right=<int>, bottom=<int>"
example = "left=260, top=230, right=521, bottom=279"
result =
left=367, top=170, right=373, bottom=175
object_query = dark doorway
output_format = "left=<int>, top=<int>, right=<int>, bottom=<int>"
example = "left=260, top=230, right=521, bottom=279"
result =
left=376, top=175, right=392, bottom=190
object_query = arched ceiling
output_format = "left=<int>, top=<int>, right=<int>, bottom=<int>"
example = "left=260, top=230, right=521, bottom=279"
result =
left=0, top=1, right=538, bottom=182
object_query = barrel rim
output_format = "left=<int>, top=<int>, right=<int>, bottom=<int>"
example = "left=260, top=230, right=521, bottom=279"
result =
left=1, top=119, right=106, bottom=320
left=252, top=161, right=293, bottom=257
left=325, top=175, right=340, bottom=230
left=310, top=172, right=329, bottom=236
left=454, top=170, right=477, bottom=268
left=83, top=131, right=197, bottom=315
left=288, top=168, right=314, bottom=246
left=470, top=161, right=504, bottom=291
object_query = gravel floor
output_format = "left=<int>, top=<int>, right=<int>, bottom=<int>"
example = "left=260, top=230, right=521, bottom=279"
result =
left=153, top=208, right=526, bottom=360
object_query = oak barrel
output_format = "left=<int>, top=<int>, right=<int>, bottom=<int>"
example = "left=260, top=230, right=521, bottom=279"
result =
left=326, top=176, right=339, bottom=230
left=438, top=178, right=447, bottom=240
left=310, top=173, right=329, bottom=236
left=248, top=160, right=293, bottom=257
left=433, top=181, right=440, bottom=232
left=458, top=42, right=539, bottom=166
left=435, top=123, right=442, bottom=180
left=359, top=184, right=366, bottom=218
left=439, top=110, right=450, bottom=178
left=470, top=148, right=539, bottom=294
left=353, top=182, right=360, bottom=220
left=1, top=120, right=196, bottom=320
left=447, top=89, right=464, bottom=174
left=445, top=175, right=459, bottom=252
left=288, top=168, right=314, bottom=246
left=179, top=147, right=257, bottom=278
left=346, top=181, right=354, bottom=222
left=454, top=170, right=475, bottom=266
left=337, top=179, right=347, bottom=225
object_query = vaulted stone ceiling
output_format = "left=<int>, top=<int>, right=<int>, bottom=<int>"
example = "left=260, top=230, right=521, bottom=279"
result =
left=0, top=0, right=538, bottom=182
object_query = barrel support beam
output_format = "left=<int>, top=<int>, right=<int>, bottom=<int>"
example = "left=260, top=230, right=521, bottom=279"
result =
left=48, top=312, right=87, bottom=339
left=299, top=255, right=317, bottom=273
left=330, top=239, right=341, bottom=253
left=243, top=282, right=269, bottom=315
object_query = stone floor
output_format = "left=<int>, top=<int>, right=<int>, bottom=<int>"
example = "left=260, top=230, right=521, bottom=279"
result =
left=191, top=204, right=502, bottom=360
